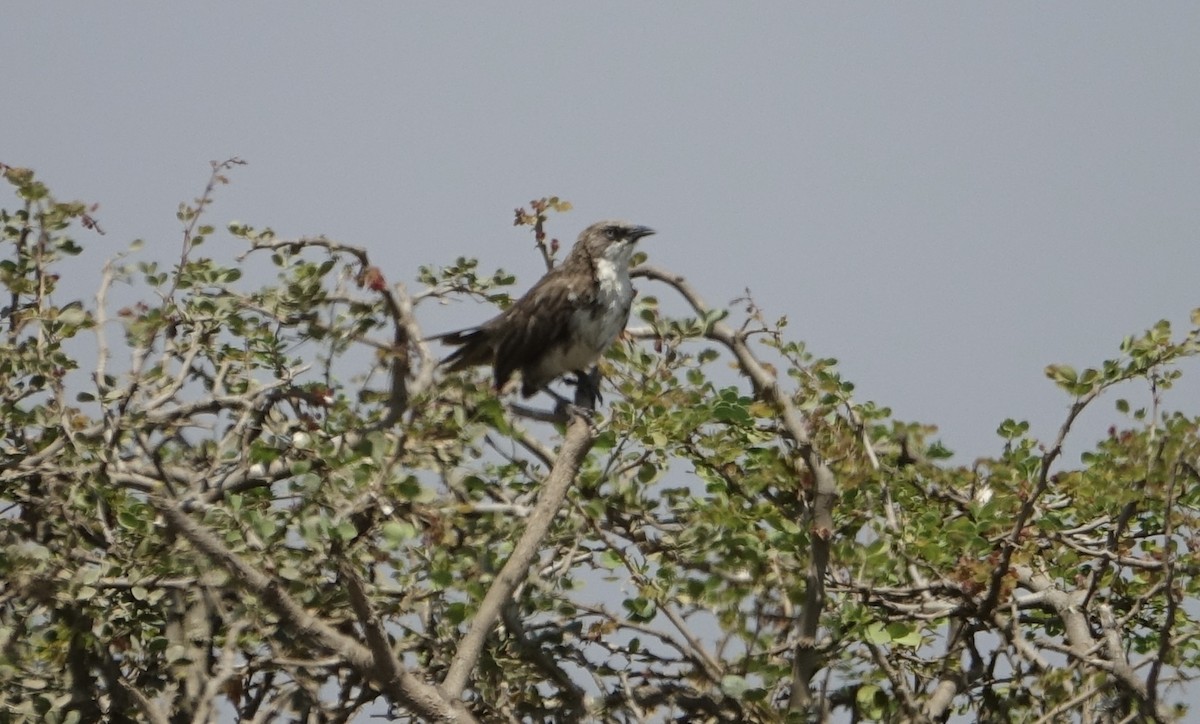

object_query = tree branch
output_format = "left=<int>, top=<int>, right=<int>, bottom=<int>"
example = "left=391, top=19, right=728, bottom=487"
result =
left=442, top=414, right=597, bottom=697
left=150, top=496, right=475, bottom=722
left=633, top=265, right=838, bottom=711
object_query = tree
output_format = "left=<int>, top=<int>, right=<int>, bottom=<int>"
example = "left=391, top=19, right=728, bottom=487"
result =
left=2, top=160, right=1198, bottom=723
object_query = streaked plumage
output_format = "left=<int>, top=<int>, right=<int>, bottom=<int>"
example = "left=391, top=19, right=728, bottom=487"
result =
left=433, top=220, right=655, bottom=399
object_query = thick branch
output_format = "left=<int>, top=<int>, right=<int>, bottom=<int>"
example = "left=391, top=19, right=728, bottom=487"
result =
left=344, top=566, right=415, bottom=710
left=1017, top=566, right=1173, bottom=722
left=442, top=415, right=597, bottom=697
left=150, top=496, right=475, bottom=723
left=633, top=265, right=838, bottom=711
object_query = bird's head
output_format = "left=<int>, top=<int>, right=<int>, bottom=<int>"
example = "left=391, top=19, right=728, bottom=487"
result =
left=574, top=220, right=656, bottom=266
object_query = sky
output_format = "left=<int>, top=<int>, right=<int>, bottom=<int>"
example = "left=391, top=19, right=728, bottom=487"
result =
left=5, top=3, right=1200, bottom=462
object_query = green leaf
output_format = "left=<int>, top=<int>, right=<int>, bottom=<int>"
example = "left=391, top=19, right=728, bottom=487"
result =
left=637, top=463, right=658, bottom=483
left=1045, top=364, right=1077, bottom=386
left=600, top=550, right=622, bottom=569
left=863, top=621, right=891, bottom=644
left=623, top=596, right=657, bottom=622
left=720, top=674, right=750, bottom=699
left=252, top=514, right=278, bottom=540
left=56, top=306, right=88, bottom=326
left=335, top=520, right=359, bottom=541
left=446, top=602, right=469, bottom=625
left=117, top=509, right=144, bottom=531
left=856, top=684, right=887, bottom=719
left=381, top=521, right=417, bottom=545
left=887, top=622, right=922, bottom=648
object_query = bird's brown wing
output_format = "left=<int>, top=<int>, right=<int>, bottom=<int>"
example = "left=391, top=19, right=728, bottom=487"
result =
left=490, top=269, right=594, bottom=394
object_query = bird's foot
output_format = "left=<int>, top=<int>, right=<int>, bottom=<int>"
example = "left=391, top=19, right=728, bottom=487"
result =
left=552, top=398, right=596, bottom=422
left=545, top=386, right=596, bottom=422
left=507, top=376, right=602, bottom=425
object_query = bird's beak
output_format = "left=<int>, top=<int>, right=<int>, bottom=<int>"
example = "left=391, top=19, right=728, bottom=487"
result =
left=629, top=225, right=656, bottom=241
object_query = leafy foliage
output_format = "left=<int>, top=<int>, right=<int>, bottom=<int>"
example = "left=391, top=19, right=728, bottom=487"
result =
left=2, top=162, right=1199, bottom=722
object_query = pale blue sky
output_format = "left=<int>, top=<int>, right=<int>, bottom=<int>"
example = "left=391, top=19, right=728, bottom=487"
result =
left=5, top=4, right=1199, bottom=460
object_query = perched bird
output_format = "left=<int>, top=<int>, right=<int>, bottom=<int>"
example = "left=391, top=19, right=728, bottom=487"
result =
left=433, top=220, right=655, bottom=407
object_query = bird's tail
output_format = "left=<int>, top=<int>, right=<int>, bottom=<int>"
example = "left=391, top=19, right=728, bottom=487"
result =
left=426, top=327, right=492, bottom=372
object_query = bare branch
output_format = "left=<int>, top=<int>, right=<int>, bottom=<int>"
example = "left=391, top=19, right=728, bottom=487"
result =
left=443, top=414, right=597, bottom=697
left=150, top=495, right=475, bottom=722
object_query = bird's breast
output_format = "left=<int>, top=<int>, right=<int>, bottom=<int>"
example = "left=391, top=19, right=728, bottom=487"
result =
left=526, top=257, right=635, bottom=387
left=582, top=259, right=633, bottom=348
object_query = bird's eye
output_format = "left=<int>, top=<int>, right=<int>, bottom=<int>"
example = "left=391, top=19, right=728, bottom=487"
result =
left=604, top=226, right=620, bottom=240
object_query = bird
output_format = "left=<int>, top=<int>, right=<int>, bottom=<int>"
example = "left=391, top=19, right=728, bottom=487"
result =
left=432, top=220, right=655, bottom=408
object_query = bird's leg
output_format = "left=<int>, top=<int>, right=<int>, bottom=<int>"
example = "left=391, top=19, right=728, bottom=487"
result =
left=581, top=367, right=604, bottom=407
left=567, top=367, right=603, bottom=409
left=508, top=385, right=594, bottom=424
left=535, top=368, right=602, bottom=419
left=539, top=369, right=601, bottom=420
left=542, top=386, right=575, bottom=410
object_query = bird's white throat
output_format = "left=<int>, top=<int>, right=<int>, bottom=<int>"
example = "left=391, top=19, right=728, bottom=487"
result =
left=593, top=253, right=632, bottom=303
